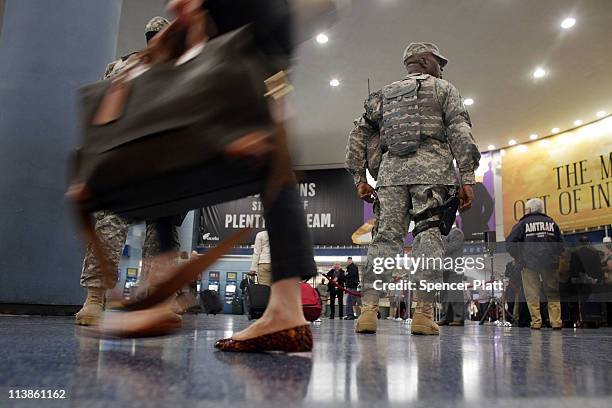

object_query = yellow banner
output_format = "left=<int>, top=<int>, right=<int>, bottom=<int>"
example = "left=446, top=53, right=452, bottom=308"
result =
left=502, top=117, right=612, bottom=234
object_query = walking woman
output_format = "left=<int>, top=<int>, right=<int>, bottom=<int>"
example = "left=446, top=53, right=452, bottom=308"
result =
left=92, top=0, right=318, bottom=352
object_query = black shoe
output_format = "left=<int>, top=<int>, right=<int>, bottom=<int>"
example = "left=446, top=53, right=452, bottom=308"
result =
left=345, top=315, right=355, bottom=320
left=329, top=316, right=334, bottom=320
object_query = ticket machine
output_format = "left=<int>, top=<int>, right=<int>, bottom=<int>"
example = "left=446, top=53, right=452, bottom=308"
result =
left=223, top=272, right=238, bottom=313
left=123, top=267, right=138, bottom=300
left=207, top=271, right=220, bottom=293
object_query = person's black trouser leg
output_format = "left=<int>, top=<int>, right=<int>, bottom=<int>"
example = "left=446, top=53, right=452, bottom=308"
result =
left=330, top=288, right=337, bottom=318
left=263, top=186, right=316, bottom=282
left=338, top=291, right=344, bottom=318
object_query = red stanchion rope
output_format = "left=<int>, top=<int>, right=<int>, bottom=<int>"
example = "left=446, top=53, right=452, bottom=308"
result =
left=323, top=277, right=362, bottom=297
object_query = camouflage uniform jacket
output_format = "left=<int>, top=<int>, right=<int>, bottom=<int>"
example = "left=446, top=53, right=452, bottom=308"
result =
left=103, top=52, right=138, bottom=80
left=345, top=73, right=480, bottom=187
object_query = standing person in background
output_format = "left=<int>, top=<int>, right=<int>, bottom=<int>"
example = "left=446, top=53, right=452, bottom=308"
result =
left=344, top=257, right=360, bottom=320
left=326, top=263, right=346, bottom=319
left=468, top=300, right=479, bottom=321
left=506, top=198, right=564, bottom=330
left=569, top=236, right=604, bottom=328
left=505, top=259, right=531, bottom=327
left=75, top=17, right=179, bottom=326
left=571, top=236, right=604, bottom=284
left=316, top=278, right=330, bottom=318
left=250, top=230, right=272, bottom=286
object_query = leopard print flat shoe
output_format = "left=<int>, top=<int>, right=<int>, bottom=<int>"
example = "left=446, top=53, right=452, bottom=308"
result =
left=215, top=324, right=313, bottom=353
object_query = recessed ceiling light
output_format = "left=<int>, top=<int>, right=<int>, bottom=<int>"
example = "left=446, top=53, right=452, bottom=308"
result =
left=551, top=127, right=560, bottom=134
left=316, top=33, right=329, bottom=44
left=596, top=110, right=607, bottom=118
left=329, top=79, right=340, bottom=87
left=529, top=133, right=539, bottom=140
left=574, top=119, right=583, bottom=126
left=508, top=139, right=517, bottom=146
left=561, top=17, right=576, bottom=29
left=533, top=67, right=547, bottom=79
left=464, top=98, right=474, bottom=106
left=487, top=144, right=495, bottom=150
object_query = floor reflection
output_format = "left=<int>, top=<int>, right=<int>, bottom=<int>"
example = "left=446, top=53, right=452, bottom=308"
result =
left=0, top=315, right=611, bottom=407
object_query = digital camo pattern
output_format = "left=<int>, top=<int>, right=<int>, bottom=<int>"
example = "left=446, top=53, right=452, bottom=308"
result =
left=345, top=91, right=383, bottom=186
left=402, top=42, right=448, bottom=65
left=80, top=212, right=129, bottom=289
left=80, top=215, right=180, bottom=289
left=380, top=78, right=422, bottom=156
left=362, top=185, right=448, bottom=293
left=145, top=16, right=169, bottom=34
left=103, top=52, right=138, bottom=80
left=345, top=74, right=480, bottom=187
left=142, top=221, right=180, bottom=260
left=140, top=220, right=180, bottom=282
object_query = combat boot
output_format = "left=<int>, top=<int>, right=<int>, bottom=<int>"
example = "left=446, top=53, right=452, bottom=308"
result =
left=75, top=288, right=106, bottom=326
left=355, top=289, right=379, bottom=333
left=411, top=292, right=439, bottom=335
left=355, top=305, right=378, bottom=333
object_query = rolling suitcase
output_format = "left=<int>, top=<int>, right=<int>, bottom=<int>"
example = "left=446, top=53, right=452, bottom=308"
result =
left=301, top=282, right=322, bottom=322
left=200, top=290, right=223, bottom=315
left=231, top=294, right=244, bottom=315
left=245, top=276, right=270, bottom=320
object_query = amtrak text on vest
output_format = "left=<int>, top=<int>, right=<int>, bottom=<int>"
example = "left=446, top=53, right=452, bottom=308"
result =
left=525, top=221, right=555, bottom=233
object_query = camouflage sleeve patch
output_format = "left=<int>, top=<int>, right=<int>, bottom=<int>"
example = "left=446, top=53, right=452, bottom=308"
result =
left=345, top=117, right=371, bottom=185
left=103, top=61, right=116, bottom=80
left=345, top=91, right=384, bottom=185
left=439, top=80, right=480, bottom=185
left=364, top=90, right=383, bottom=125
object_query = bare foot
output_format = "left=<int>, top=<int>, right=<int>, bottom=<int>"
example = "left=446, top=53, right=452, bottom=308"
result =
left=232, top=306, right=308, bottom=341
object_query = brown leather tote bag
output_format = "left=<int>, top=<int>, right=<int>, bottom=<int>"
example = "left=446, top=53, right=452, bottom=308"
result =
left=72, top=26, right=274, bottom=220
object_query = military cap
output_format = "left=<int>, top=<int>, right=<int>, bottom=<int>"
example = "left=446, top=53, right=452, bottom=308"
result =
left=403, top=42, right=448, bottom=67
left=145, top=16, right=170, bottom=35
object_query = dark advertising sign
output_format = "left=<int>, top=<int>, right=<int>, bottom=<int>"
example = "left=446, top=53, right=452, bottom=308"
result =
left=199, top=169, right=363, bottom=245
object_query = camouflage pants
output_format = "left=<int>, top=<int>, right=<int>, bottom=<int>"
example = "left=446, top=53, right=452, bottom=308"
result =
left=364, top=185, right=448, bottom=293
left=80, top=212, right=180, bottom=289
left=371, top=197, right=381, bottom=240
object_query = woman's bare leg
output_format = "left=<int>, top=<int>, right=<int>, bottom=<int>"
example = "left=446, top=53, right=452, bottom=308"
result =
left=232, top=277, right=307, bottom=341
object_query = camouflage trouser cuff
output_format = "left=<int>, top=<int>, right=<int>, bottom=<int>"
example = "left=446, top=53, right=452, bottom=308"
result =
left=360, top=288, right=381, bottom=306
left=415, top=290, right=435, bottom=302
left=80, top=278, right=116, bottom=290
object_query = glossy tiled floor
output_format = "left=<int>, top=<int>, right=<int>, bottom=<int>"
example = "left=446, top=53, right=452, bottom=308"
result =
left=0, top=314, right=611, bottom=408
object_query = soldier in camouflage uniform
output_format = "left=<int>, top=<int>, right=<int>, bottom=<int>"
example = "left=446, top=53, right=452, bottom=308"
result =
left=75, top=17, right=181, bottom=326
left=345, top=42, right=480, bottom=335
